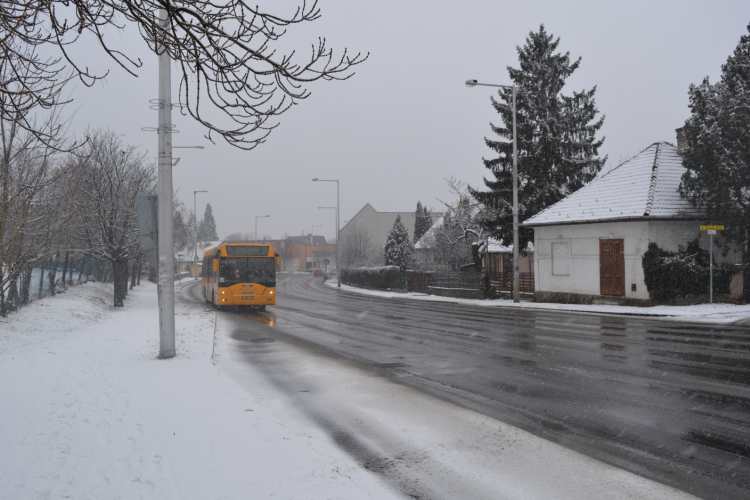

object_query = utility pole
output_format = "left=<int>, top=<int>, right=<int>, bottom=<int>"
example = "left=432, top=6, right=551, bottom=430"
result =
left=157, top=8, right=175, bottom=359
left=194, top=190, right=207, bottom=276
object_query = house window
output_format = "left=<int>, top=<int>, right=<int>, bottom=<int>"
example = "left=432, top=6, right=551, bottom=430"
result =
left=552, top=241, right=570, bottom=276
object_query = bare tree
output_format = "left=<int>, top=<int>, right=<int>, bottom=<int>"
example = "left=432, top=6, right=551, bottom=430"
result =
left=1, top=1, right=367, bottom=149
left=71, top=129, right=155, bottom=307
left=0, top=107, right=79, bottom=315
left=340, top=224, right=381, bottom=268
left=433, top=177, right=491, bottom=271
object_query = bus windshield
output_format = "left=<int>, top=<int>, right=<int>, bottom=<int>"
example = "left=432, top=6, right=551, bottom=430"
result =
left=219, top=257, right=275, bottom=286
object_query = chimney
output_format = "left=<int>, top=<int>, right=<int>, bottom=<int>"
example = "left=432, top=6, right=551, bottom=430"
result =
left=675, top=127, right=688, bottom=154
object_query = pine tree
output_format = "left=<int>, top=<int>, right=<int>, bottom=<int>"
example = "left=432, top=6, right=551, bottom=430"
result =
left=422, top=205, right=433, bottom=238
left=679, top=23, right=750, bottom=301
left=198, top=203, right=219, bottom=241
left=413, top=202, right=427, bottom=243
left=384, top=214, right=414, bottom=271
left=469, top=25, right=606, bottom=249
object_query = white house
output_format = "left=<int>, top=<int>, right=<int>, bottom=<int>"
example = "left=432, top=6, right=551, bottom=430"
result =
left=523, top=141, right=738, bottom=302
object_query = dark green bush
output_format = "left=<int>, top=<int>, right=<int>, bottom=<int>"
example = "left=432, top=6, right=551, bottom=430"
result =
left=340, top=266, right=406, bottom=291
left=642, top=240, right=736, bottom=301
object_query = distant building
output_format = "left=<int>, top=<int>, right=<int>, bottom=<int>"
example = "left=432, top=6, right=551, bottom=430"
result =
left=341, top=203, right=440, bottom=256
left=266, top=235, right=336, bottom=272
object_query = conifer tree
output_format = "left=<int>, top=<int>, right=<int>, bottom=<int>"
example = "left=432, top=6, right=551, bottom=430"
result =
left=198, top=203, right=219, bottom=241
left=414, top=201, right=428, bottom=243
left=422, top=205, right=433, bottom=238
left=679, top=23, right=750, bottom=301
left=469, top=25, right=606, bottom=249
left=384, top=214, right=413, bottom=271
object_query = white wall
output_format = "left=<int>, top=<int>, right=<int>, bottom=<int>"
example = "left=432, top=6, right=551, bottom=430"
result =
left=534, top=221, right=650, bottom=299
left=533, top=219, right=743, bottom=300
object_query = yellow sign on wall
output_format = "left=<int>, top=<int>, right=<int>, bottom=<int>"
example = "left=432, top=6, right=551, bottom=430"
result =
left=700, top=225, right=724, bottom=230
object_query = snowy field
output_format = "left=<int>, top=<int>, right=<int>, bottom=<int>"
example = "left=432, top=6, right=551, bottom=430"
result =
left=324, top=279, right=750, bottom=324
left=0, top=281, right=397, bottom=500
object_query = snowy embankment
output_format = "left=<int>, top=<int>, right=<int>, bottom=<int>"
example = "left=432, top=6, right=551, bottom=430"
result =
left=0, top=281, right=397, bottom=499
left=324, top=279, right=750, bottom=324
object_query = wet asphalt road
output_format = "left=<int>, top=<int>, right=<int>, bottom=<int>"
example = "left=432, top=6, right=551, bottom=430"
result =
left=199, top=274, right=750, bottom=499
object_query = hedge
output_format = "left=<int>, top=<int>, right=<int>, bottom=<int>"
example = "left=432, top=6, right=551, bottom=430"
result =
left=340, top=266, right=406, bottom=291
left=642, top=240, right=736, bottom=301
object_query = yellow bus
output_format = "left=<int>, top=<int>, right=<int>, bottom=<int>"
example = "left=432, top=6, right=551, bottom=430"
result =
left=202, top=243, right=280, bottom=310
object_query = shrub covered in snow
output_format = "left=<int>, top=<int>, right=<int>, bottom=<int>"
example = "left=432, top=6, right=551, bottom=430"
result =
left=340, top=266, right=406, bottom=291
left=642, top=241, right=736, bottom=301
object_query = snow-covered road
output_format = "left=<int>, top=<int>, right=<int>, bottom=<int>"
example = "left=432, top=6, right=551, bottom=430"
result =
left=203, top=280, right=700, bottom=500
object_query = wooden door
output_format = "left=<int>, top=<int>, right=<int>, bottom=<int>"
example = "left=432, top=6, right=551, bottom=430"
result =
left=600, top=239, right=625, bottom=296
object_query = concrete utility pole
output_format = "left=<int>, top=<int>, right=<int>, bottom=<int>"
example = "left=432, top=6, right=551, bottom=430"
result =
left=255, top=215, right=270, bottom=243
left=312, top=178, right=340, bottom=286
left=465, top=79, right=520, bottom=302
left=157, top=8, right=175, bottom=358
left=194, top=190, right=208, bottom=274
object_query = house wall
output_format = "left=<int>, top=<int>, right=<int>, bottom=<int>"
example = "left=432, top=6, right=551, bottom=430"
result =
left=533, top=220, right=740, bottom=300
left=534, top=221, right=650, bottom=299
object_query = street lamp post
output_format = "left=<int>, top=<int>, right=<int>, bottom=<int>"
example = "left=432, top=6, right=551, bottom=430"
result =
left=311, top=224, right=322, bottom=271
left=465, top=79, right=519, bottom=303
left=255, top=215, right=270, bottom=243
left=312, top=178, right=340, bottom=287
left=193, top=190, right=208, bottom=276
left=319, top=207, right=337, bottom=274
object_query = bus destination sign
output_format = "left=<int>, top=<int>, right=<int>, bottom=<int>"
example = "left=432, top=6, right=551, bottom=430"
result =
left=700, top=225, right=724, bottom=231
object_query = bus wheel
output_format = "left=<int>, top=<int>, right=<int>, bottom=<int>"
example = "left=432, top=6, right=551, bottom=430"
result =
left=259, top=305, right=266, bottom=312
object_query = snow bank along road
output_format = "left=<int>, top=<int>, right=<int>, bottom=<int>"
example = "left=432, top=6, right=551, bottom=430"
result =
left=185, top=273, right=750, bottom=499
left=0, top=281, right=398, bottom=500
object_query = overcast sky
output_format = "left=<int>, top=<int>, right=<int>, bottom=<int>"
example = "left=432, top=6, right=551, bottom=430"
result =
left=64, top=1, right=750, bottom=242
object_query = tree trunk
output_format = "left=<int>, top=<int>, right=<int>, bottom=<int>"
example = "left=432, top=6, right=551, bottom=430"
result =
left=8, top=280, right=19, bottom=312
left=48, top=252, right=60, bottom=296
left=21, top=266, right=32, bottom=305
left=78, top=257, right=86, bottom=283
left=113, top=257, right=129, bottom=307
left=0, top=270, right=5, bottom=317
left=130, top=258, right=137, bottom=289
left=61, top=252, right=70, bottom=291
left=94, top=259, right=104, bottom=282
left=137, top=256, right=142, bottom=285
left=38, top=261, right=45, bottom=300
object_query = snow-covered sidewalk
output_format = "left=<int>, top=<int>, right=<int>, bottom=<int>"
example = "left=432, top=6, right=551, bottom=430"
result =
left=323, top=279, right=750, bottom=324
left=0, top=281, right=397, bottom=499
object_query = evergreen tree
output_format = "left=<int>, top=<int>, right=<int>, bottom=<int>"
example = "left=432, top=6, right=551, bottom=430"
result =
left=414, top=201, right=429, bottom=243
left=422, top=205, right=433, bottom=238
left=679, top=23, right=750, bottom=301
left=469, top=25, right=606, bottom=249
left=198, top=203, right=219, bottom=241
left=384, top=214, right=414, bottom=271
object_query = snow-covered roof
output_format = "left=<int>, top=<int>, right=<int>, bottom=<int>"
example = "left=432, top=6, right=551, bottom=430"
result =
left=524, top=142, right=704, bottom=227
left=486, top=239, right=534, bottom=254
left=486, top=238, right=510, bottom=253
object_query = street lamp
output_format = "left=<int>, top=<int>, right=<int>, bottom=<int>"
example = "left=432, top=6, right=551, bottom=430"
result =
left=312, top=178, right=340, bottom=287
left=465, top=79, right=520, bottom=303
left=311, top=224, right=323, bottom=272
left=319, top=207, right=337, bottom=274
left=255, top=215, right=270, bottom=243
left=194, top=190, right=208, bottom=275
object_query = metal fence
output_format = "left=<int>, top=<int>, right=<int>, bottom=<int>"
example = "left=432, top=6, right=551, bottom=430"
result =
left=488, top=272, right=535, bottom=296
left=428, top=272, right=485, bottom=290
left=3, top=256, right=113, bottom=312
